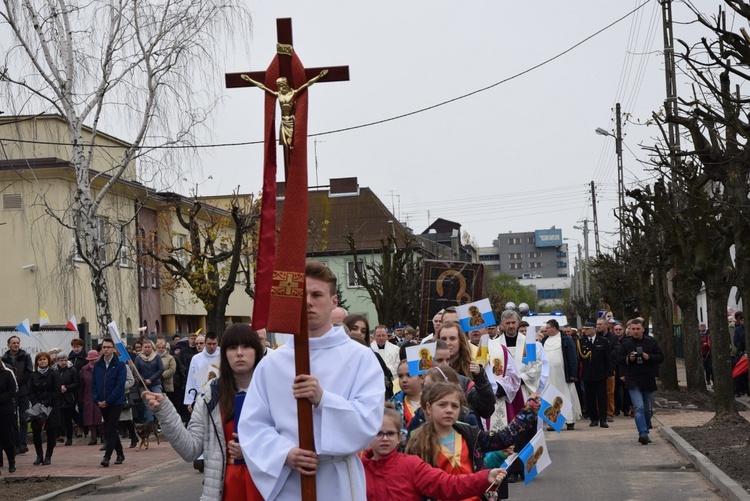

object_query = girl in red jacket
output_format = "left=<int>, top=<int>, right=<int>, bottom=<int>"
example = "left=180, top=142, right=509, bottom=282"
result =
left=361, top=404, right=505, bottom=500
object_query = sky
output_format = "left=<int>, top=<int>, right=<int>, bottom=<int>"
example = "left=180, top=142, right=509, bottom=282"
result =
left=26, top=1, right=717, bottom=255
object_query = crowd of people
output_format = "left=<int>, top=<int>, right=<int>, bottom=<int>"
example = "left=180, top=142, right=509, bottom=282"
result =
left=0, top=263, right=673, bottom=499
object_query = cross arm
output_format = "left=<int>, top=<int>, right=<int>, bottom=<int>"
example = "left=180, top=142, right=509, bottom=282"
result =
left=226, top=66, right=349, bottom=89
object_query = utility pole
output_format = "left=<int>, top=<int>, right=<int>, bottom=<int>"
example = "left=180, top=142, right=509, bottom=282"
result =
left=661, top=0, right=681, bottom=166
left=590, top=181, right=601, bottom=255
left=615, top=103, right=625, bottom=250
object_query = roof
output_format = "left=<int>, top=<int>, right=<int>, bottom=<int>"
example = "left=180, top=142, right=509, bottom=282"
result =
left=422, top=217, right=461, bottom=235
left=277, top=184, right=409, bottom=255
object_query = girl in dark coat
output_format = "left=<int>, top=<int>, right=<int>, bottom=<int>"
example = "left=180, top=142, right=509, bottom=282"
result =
left=29, top=352, right=62, bottom=465
left=54, top=353, right=80, bottom=446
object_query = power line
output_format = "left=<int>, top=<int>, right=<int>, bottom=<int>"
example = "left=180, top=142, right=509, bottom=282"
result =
left=0, top=1, right=651, bottom=152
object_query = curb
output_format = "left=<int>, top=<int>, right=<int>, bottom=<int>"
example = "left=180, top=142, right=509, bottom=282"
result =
left=27, top=458, right=186, bottom=501
left=660, top=426, right=750, bottom=501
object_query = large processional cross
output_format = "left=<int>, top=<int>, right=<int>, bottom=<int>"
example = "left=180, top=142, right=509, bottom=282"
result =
left=225, top=18, right=349, bottom=501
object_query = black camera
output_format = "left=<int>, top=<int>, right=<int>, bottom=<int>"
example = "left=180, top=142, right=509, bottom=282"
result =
left=635, top=346, right=644, bottom=364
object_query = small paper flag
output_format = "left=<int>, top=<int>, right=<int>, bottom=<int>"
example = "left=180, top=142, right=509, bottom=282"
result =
left=522, top=327, right=538, bottom=364
left=475, top=334, right=489, bottom=365
left=107, top=321, right=131, bottom=362
left=539, top=384, right=572, bottom=433
left=456, top=298, right=495, bottom=332
left=39, top=309, right=50, bottom=327
left=15, top=318, right=31, bottom=336
left=406, top=343, right=436, bottom=376
left=518, top=430, right=551, bottom=484
left=66, top=316, right=78, bottom=332
left=138, top=326, right=148, bottom=332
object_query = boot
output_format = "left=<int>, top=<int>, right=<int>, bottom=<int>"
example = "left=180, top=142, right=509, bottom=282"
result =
left=33, top=455, right=43, bottom=466
left=43, top=453, right=52, bottom=466
left=8, top=460, right=16, bottom=473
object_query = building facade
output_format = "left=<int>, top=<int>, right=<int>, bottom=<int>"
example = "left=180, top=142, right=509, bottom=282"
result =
left=478, top=228, right=569, bottom=280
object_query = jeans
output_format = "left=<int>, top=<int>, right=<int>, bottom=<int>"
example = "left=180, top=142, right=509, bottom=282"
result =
left=140, top=384, right=162, bottom=423
left=628, top=386, right=653, bottom=437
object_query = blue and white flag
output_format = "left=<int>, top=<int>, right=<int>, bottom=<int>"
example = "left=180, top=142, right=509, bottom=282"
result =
left=518, top=430, right=551, bottom=484
left=406, top=343, right=436, bottom=376
left=456, top=298, right=495, bottom=332
left=522, top=326, right=537, bottom=364
left=107, top=321, right=131, bottom=362
left=539, top=384, right=572, bottom=433
left=15, top=318, right=31, bottom=336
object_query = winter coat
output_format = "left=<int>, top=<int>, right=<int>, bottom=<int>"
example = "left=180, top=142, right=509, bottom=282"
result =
left=69, top=349, right=88, bottom=373
left=29, top=369, right=63, bottom=429
left=159, top=352, right=177, bottom=393
left=2, top=348, right=33, bottom=396
left=460, top=369, right=496, bottom=419
left=78, top=363, right=102, bottom=426
left=617, top=335, right=664, bottom=392
left=361, top=448, right=492, bottom=501
left=153, top=379, right=227, bottom=501
left=92, top=355, right=126, bottom=406
left=0, top=366, right=18, bottom=417
left=135, top=352, right=164, bottom=390
left=55, top=363, right=80, bottom=409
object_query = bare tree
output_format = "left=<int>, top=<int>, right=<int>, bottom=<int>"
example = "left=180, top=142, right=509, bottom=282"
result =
left=0, top=0, right=249, bottom=335
left=148, top=194, right=258, bottom=337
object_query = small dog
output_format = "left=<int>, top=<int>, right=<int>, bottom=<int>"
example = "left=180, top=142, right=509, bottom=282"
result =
left=135, top=422, right=161, bottom=451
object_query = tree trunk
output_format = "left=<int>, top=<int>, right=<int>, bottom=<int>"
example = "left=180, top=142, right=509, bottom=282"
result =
left=653, top=266, right=678, bottom=390
left=91, top=267, right=113, bottom=338
left=706, top=280, right=737, bottom=416
left=671, top=271, right=707, bottom=393
left=205, top=303, right=228, bottom=338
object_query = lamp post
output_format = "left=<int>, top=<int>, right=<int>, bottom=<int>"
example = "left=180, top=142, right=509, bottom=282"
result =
left=595, top=102, right=625, bottom=250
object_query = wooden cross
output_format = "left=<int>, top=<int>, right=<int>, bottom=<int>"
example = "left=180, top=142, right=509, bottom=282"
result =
left=225, top=18, right=348, bottom=501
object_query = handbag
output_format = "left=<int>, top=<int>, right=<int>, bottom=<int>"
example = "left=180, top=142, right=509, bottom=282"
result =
left=25, top=402, right=51, bottom=423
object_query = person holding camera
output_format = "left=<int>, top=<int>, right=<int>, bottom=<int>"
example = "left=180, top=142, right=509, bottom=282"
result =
left=617, top=318, right=664, bottom=445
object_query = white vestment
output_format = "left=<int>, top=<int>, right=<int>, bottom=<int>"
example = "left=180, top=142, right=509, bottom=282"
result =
left=370, top=341, right=400, bottom=377
left=183, top=348, right=221, bottom=405
left=543, top=334, right=582, bottom=423
left=500, top=334, right=549, bottom=399
left=240, top=326, right=385, bottom=501
left=486, top=341, right=521, bottom=430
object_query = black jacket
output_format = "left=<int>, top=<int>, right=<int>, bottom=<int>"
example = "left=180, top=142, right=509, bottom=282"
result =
left=0, top=367, right=18, bottom=417
left=56, top=364, right=80, bottom=408
left=577, top=335, right=613, bottom=381
left=617, top=335, right=664, bottom=391
left=1, top=349, right=33, bottom=396
left=29, top=369, right=62, bottom=429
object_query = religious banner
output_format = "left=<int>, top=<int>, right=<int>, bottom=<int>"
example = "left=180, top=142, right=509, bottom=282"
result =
left=456, top=298, right=494, bottom=332
left=420, top=260, right=484, bottom=337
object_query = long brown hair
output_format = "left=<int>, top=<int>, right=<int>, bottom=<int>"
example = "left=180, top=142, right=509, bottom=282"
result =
left=405, top=381, right=464, bottom=466
left=218, top=324, right=264, bottom=423
left=437, top=321, right=473, bottom=379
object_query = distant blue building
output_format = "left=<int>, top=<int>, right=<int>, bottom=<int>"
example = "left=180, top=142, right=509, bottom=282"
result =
left=478, top=228, right=569, bottom=280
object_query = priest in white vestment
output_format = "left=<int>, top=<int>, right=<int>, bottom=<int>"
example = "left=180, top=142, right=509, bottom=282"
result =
left=540, top=319, right=582, bottom=427
left=239, top=264, right=384, bottom=500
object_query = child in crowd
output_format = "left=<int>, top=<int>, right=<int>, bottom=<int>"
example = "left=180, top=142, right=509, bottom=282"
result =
left=406, top=382, right=539, bottom=501
left=390, top=360, right=425, bottom=431
left=361, top=403, right=506, bottom=500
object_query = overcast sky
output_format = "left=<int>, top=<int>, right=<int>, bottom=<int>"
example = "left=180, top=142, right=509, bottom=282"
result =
left=179, top=1, right=710, bottom=254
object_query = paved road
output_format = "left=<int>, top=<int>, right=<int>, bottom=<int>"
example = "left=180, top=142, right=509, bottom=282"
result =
left=513, top=413, right=724, bottom=501
left=74, top=459, right=203, bottom=500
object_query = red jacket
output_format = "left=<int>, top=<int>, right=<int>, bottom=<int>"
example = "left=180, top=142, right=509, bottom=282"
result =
left=361, top=448, right=492, bottom=501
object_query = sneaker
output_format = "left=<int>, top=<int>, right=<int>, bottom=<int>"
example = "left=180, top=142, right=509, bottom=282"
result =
left=638, top=435, right=649, bottom=445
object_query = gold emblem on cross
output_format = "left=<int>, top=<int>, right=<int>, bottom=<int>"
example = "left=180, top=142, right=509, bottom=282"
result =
left=271, top=271, right=305, bottom=298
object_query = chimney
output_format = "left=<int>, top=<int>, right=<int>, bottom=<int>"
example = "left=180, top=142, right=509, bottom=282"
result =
left=329, top=177, right=359, bottom=197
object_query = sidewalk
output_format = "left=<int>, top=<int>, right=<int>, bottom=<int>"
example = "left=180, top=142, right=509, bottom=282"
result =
left=9, top=433, right=183, bottom=478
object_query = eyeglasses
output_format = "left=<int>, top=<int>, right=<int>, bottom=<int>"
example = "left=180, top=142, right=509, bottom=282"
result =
left=376, top=431, right=399, bottom=439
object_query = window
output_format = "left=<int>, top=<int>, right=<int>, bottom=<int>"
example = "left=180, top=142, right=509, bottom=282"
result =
left=507, top=237, right=522, bottom=245
left=479, top=254, right=500, bottom=261
left=528, top=251, right=540, bottom=258
left=529, top=262, right=542, bottom=269
left=347, top=260, right=364, bottom=287
left=509, top=263, right=523, bottom=270
left=558, top=273, right=568, bottom=278
left=151, top=234, right=159, bottom=288
left=528, top=236, right=535, bottom=244
left=557, top=261, right=567, bottom=268
left=118, top=225, right=129, bottom=267
left=508, top=253, right=522, bottom=260
left=556, top=250, right=567, bottom=258
left=138, top=229, right=146, bottom=287
left=175, top=235, right=188, bottom=267
left=538, top=289, right=564, bottom=300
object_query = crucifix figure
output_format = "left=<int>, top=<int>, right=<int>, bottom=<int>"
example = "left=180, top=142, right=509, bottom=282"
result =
left=240, top=70, right=328, bottom=149
left=226, top=19, right=383, bottom=501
